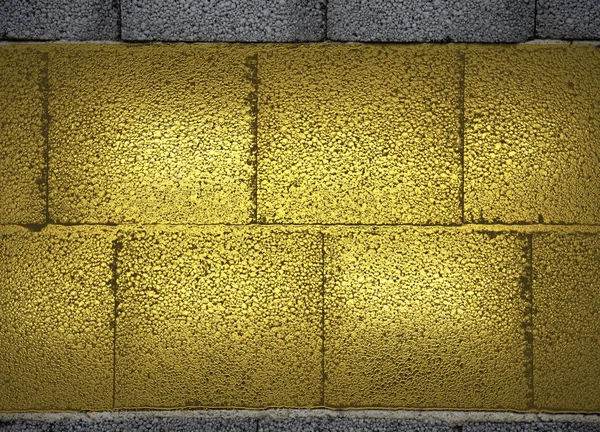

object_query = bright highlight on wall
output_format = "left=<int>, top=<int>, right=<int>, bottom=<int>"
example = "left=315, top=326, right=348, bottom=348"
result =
left=0, top=43, right=599, bottom=413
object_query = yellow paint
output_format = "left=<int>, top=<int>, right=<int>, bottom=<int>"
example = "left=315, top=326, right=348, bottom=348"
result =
left=258, top=44, right=462, bottom=224
left=115, top=226, right=322, bottom=408
left=533, top=232, right=600, bottom=412
left=0, top=43, right=599, bottom=414
left=0, top=226, right=114, bottom=411
left=324, top=228, right=531, bottom=409
left=465, top=45, right=600, bottom=224
left=0, top=45, right=46, bottom=224
left=48, top=44, right=256, bottom=224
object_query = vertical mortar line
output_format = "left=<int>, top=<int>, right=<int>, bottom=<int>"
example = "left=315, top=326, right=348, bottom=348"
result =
left=533, top=0, right=538, bottom=38
left=320, top=231, right=326, bottom=406
left=525, top=233, right=535, bottom=410
left=110, top=236, right=122, bottom=410
left=116, top=0, right=123, bottom=40
left=40, top=51, right=50, bottom=225
left=247, top=52, right=259, bottom=223
left=323, top=0, right=328, bottom=41
left=458, top=49, right=466, bottom=225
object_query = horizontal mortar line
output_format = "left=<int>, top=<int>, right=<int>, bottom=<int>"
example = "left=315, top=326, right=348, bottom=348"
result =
left=1, top=40, right=600, bottom=47
left=1, top=409, right=600, bottom=424
left=3, top=222, right=600, bottom=231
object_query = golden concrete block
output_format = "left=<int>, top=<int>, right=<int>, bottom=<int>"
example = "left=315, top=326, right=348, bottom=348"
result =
left=0, top=46, right=46, bottom=224
left=465, top=45, right=600, bottom=224
left=258, top=45, right=462, bottom=224
left=0, top=226, right=115, bottom=411
left=324, top=227, right=531, bottom=409
left=49, top=44, right=256, bottom=224
left=116, top=226, right=322, bottom=408
left=533, top=232, right=600, bottom=412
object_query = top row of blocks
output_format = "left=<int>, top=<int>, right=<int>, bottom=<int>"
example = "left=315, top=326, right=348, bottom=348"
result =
left=1, top=44, right=599, bottom=226
left=1, top=0, right=599, bottom=42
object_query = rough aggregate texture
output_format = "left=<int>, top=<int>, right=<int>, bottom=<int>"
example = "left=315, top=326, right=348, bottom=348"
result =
left=0, top=45, right=45, bottom=224
left=121, top=0, right=325, bottom=42
left=258, top=45, right=462, bottom=225
left=0, top=226, right=115, bottom=411
left=464, top=422, right=600, bottom=431
left=537, top=0, right=600, bottom=40
left=533, top=233, right=600, bottom=412
left=0, top=418, right=257, bottom=431
left=464, top=45, right=600, bottom=224
left=258, top=418, right=454, bottom=431
left=327, top=0, right=534, bottom=42
left=48, top=45, right=255, bottom=224
left=115, top=227, right=323, bottom=408
left=0, top=0, right=119, bottom=40
left=323, top=228, right=532, bottom=409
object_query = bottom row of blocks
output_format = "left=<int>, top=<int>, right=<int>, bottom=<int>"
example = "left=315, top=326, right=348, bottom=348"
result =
left=0, top=225, right=599, bottom=412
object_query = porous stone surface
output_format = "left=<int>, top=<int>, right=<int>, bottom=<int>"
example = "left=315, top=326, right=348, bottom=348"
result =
left=537, top=0, right=600, bottom=40
left=0, top=0, right=119, bottom=40
left=121, top=0, right=325, bottom=41
left=0, top=226, right=115, bottom=411
left=258, top=418, right=454, bottom=431
left=323, top=228, right=532, bottom=409
left=0, top=418, right=257, bottom=431
left=0, top=45, right=46, bottom=224
left=48, top=44, right=256, bottom=225
left=258, top=44, right=462, bottom=225
left=533, top=233, right=600, bottom=412
left=115, top=226, right=322, bottom=408
left=464, top=45, right=600, bottom=224
left=327, top=0, right=535, bottom=42
left=464, top=422, right=600, bottom=431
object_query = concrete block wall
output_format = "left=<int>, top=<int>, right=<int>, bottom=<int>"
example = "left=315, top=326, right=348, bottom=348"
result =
left=1, top=43, right=600, bottom=415
left=1, top=0, right=599, bottom=42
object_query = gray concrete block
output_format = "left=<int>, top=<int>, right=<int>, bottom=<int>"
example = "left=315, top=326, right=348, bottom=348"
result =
left=0, top=0, right=119, bottom=40
left=0, top=422, right=51, bottom=432
left=536, top=0, right=600, bottom=39
left=463, top=422, right=600, bottom=431
left=0, top=418, right=257, bottom=431
left=327, top=0, right=535, bottom=42
left=258, top=418, right=454, bottom=431
left=121, top=0, right=325, bottom=42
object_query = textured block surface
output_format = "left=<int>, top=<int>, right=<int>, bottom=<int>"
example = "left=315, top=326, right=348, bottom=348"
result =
left=49, top=45, right=255, bottom=224
left=464, top=422, right=600, bottom=431
left=258, top=418, right=454, bottom=431
left=0, top=45, right=45, bottom=224
left=465, top=45, right=600, bottom=224
left=0, top=226, right=114, bottom=411
left=537, top=0, right=600, bottom=39
left=0, top=0, right=119, bottom=40
left=533, top=232, right=600, bottom=412
left=116, top=227, right=323, bottom=408
left=258, top=45, right=462, bottom=225
left=324, top=228, right=531, bottom=409
left=121, top=0, right=325, bottom=42
left=327, top=0, right=534, bottom=42
left=0, top=418, right=257, bottom=431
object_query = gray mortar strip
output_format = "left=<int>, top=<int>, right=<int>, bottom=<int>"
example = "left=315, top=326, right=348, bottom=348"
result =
left=1, top=40, right=600, bottom=46
left=1, top=410, right=600, bottom=426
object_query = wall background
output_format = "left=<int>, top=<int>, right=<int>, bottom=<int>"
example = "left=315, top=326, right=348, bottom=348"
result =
left=1, top=0, right=599, bottom=43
